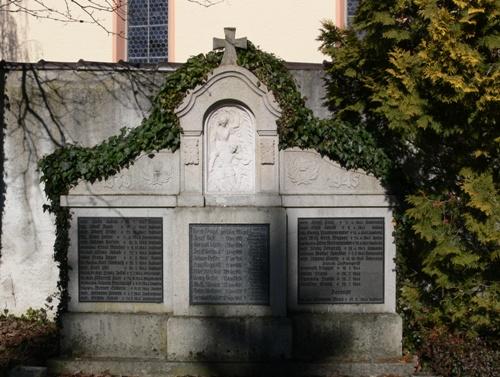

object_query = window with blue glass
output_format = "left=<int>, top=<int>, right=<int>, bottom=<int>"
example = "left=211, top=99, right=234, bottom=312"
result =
left=127, top=0, right=168, bottom=63
left=347, top=0, right=360, bottom=26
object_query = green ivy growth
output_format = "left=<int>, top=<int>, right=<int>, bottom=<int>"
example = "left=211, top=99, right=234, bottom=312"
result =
left=38, top=42, right=389, bottom=319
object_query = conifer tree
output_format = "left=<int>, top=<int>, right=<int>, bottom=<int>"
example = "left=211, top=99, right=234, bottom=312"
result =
left=319, top=0, right=499, bottom=343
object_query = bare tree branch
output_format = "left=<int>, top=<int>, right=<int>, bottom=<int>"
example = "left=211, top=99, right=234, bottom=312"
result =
left=1, top=0, right=126, bottom=34
left=1, top=0, right=225, bottom=34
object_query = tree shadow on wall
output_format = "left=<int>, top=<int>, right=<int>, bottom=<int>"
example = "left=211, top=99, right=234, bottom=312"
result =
left=0, top=61, right=171, bottom=314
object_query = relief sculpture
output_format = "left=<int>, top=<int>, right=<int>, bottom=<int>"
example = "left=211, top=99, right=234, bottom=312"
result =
left=103, top=173, right=131, bottom=189
left=260, top=139, right=275, bottom=165
left=286, top=156, right=320, bottom=185
left=207, top=106, right=255, bottom=192
left=142, top=159, right=173, bottom=186
left=327, top=173, right=360, bottom=189
left=183, top=139, right=199, bottom=165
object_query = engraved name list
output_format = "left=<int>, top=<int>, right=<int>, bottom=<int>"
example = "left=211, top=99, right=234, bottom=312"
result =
left=298, top=217, right=384, bottom=304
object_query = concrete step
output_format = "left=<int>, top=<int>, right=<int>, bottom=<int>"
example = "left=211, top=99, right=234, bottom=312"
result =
left=49, top=357, right=416, bottom=377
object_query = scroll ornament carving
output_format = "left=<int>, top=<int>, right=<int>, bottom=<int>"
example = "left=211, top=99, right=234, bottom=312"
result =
left=207, top=106, right=255, bottom=192
left=183, top=139, right=200, bottom=165
left=287, top=157, right=320, bottom=185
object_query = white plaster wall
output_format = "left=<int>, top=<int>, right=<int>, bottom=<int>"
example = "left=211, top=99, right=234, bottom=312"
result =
left=8, top=0, right=113, bottom=62
left=0, top=68, right=161, bottom=316
left=173, top=0, right=334, bottom=63
left=0, top=109, right=58, bottom=315
left=8, top=0, right=334, bottom=63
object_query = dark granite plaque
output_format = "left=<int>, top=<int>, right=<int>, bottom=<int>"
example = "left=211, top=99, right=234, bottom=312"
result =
left=190, top=224, right=270, bottom=305
left=78, top=217, right=163, bottom=303
left=298, top=217, right=384, bottom=304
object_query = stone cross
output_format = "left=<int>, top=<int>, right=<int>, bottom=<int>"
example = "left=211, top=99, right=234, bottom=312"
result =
left=213, top=27, right=247, bottom=66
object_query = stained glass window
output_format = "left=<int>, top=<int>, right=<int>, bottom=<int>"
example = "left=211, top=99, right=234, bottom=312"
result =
left=347, top=0, right=360, bottom=26
left=127, top=0, right=168, bottom=63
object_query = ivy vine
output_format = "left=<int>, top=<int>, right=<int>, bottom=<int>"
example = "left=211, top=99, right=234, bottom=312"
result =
left=38, top=42, right=390, bottom=319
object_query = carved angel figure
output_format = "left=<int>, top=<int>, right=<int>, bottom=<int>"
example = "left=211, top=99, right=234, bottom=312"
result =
left=207, top=106, right=254, bottom=192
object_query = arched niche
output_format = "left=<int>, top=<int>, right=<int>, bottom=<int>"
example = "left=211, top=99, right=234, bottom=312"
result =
left=204, top=103, right=256, bottom=194
left=175, top=65, right=281, bottom=206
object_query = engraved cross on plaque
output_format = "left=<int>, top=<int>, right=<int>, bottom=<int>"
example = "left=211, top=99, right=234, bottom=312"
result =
left=213, top=27, right=247, bottom=66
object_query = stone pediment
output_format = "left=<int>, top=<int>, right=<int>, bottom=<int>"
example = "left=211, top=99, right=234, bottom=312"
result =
left=177, top=65, right=282, bottom=206
left=176, top=66, right=281, bottom=136
left=64, top=64, right=387, bottom=208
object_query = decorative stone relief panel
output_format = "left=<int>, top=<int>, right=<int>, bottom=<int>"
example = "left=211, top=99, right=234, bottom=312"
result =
left=103, top=173, right=131, bottom=189
left=183, top=139, right=200, bottom=165
left=206, top=105, right=255, bottom=193
left=281, top=149, right=385, bottom=195
left=260, top=139, right=275, bottom=165
left=70, top=151, right=179, bottom=195
left=286, top=156, right=320, bottom=185
left=142, top=157, right=174, bottom=187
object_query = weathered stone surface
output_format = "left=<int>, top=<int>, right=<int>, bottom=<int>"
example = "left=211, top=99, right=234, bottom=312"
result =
left=61, top=313, right=168, bottom=358
left=48, top=358, right=416, bottom=377
left=213, top=27, right=247, bottom=66
left=292, top=313, right=403, bottom=361
left=166, top=317, right=292, bottom=361
left=281, top=149, right=385, bottom=195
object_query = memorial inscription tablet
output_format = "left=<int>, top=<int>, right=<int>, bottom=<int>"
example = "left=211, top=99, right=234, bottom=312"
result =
left=190, top=224, right=270, bottom=305
left=298, top=217, right=384, bottom=304
left=78, top=217, right=163, bottom=303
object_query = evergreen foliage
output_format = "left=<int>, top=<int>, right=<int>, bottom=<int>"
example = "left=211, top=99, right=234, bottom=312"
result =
left=319, top=0, right=499, bottom=350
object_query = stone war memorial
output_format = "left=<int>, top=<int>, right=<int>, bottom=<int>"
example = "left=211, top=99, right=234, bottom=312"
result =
left=2, top=28, right=414, bottom=377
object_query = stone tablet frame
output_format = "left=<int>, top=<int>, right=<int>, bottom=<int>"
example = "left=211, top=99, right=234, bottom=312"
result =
left=189, top=223, right=270, bottom=305
left=171, top=207, right=286, bottom=317
left=287, top=207, right=396, bottom=313
left=78, top=216, right=164, bottom=303
left=68, top=208, right=174, bottom=313
left=297, top=217, right=385, bottom=305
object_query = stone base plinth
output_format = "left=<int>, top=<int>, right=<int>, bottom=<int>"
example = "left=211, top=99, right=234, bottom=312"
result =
left=61, top=313, right=292, bottom=361
left=292, top=313, right=403, bottom=361
left=62, top=312, right=403, bottom=362
left=167, top=316, right=292, bottom=361
left=61, top=313, right=169, bottom=358
left=48, top=358, right=416, bottom=377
